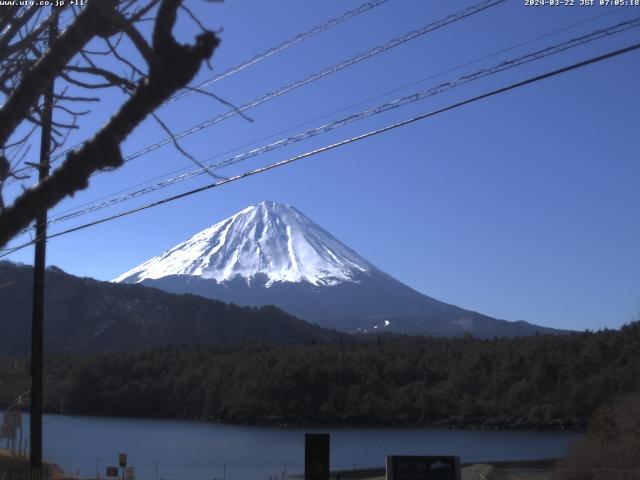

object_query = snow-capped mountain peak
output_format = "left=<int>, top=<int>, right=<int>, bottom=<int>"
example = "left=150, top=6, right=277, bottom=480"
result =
left=114, top=201, right=375, bottom=286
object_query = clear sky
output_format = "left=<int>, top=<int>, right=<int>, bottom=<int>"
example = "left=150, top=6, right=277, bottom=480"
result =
left=3, top=0, right=639, bottom=332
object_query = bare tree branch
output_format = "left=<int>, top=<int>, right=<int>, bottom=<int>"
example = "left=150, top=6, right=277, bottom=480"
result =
left=0, top=0, right=220, bottom=247
left=64, top=64, right=136, bottom=90
left=0, top=1, right=118, bottom=147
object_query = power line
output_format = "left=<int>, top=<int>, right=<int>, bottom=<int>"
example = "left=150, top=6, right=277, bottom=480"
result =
left=116, top=0, right=506, bottom=166
left=36, top=17, right=640, bottom=227
left=3, top=40, right=638, bottom=258
left=165, top=0, right=393, bottom=105
left=42, top=5, right=631, bottom=226
left=7, top=0, right=392, bottom=183
left=43, top=0, right=505, bottom=175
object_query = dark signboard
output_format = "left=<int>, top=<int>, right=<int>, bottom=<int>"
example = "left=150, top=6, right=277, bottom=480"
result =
left=305, top=433, right=330, bottom=480
left=126, top=466, right=135, bottom=480
left=386, top=456, right=461, bottom=480
left=119, top=453, right=128, bottom=468
left=106, top=467, right=119, bottom=478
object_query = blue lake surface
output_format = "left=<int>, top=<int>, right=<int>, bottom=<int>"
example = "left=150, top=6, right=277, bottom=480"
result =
left=8, top=413, right=582, bottom=480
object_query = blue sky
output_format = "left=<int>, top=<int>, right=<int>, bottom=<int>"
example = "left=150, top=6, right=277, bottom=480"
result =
left=4, top=0, right=640, bottom=331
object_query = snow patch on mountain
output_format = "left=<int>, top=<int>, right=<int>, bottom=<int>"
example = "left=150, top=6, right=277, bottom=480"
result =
left=114, top=201, right=375, bottom=287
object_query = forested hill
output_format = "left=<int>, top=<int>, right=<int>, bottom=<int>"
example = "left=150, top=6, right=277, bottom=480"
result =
left=1, top=322, right=638, bottom=429
left=0, top=261, right=344, bottom=355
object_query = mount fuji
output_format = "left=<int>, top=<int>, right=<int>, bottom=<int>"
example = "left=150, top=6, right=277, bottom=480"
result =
left=115, top=201, right=560, bottom=337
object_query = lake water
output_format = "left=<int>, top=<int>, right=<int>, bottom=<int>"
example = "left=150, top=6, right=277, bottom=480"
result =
left=7, top=413, right=582, bottom=480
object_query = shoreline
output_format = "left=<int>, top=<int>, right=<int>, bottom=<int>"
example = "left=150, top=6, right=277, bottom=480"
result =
left=2, top=449, right=560, bottom=480
left=9, top=408, right=587, bottom=432
left=1, top=412, right=581, bottom=480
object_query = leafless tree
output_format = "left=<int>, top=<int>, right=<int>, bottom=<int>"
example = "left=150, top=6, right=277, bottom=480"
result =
left=0, top=0, right=220, bottom=248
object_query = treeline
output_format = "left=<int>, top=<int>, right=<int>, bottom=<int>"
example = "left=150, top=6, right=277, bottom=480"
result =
left=1, top=322, right=640, bottom=429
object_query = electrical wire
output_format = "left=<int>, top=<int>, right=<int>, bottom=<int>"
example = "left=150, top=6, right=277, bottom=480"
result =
left=42, top=5, right=632, bottom=225
left=2, top=40, right=638, bottom=258
left=38, top=17, right=640, bottom=227
left=5, top=0, right=392, bottom=184
left=114, top=0, right=506, bottom=166
left=165, top=0, right=393, bottom=105
left=43, top=0, right=505, bottom=172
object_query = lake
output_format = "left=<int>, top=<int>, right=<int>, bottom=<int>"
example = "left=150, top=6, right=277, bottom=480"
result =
left=7, top=413, right=582, bottom=480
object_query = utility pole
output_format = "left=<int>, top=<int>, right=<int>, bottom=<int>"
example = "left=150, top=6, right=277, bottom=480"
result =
left=30, top=8, right=57, bottom=480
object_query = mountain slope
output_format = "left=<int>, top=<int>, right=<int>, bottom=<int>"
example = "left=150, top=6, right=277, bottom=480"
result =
left=141, top=271, right=557, bottom=337
left=0, top=261, right=344, bottom=356
left=115, top=201, right=373, bottom=286
left=116, top=201, right=563, bottom=338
